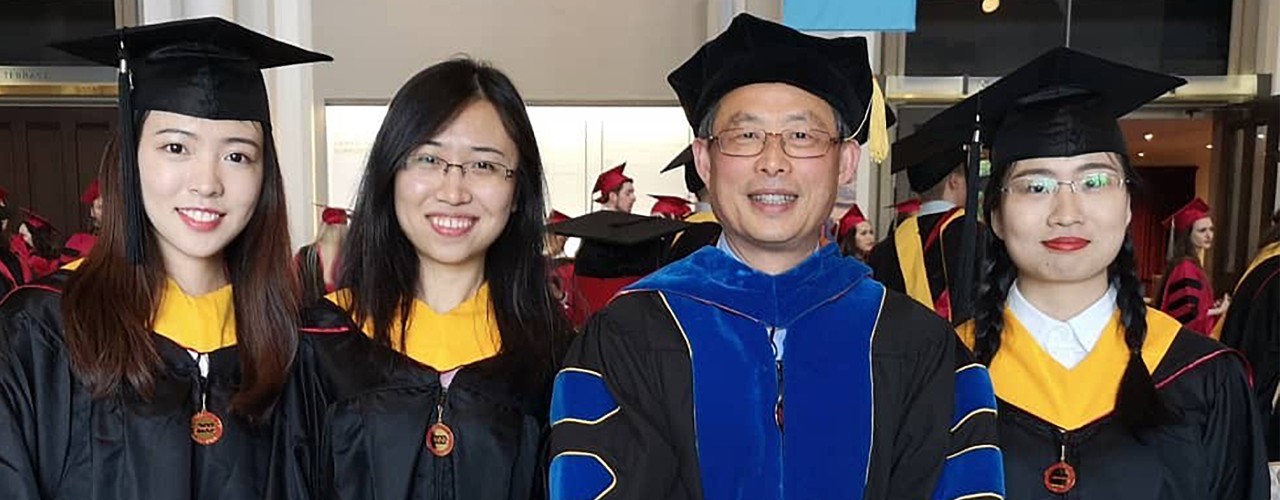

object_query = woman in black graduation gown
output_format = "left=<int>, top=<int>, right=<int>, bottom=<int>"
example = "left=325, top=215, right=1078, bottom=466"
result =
left=284, top=58, right=569, bottom=500
left=0, top=18, right=330, bottom=500
left=951, top=48, right=1269, bottom=499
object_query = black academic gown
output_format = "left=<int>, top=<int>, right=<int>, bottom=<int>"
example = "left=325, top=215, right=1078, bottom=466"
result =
left=962, top=308, right=1269, bottom=499
left=547, top=245, right=1004, bottom=500
left=662, top=213, right=722, bottom=266
left=867, top=209, right=976, bottom=325
left=0, top=246, right=23, bottom=298
left=1214, top=242, right=1280, bottom=460
left=0, top=272, right=280, bottom=500
left=282, top=299, right=552, bottom=500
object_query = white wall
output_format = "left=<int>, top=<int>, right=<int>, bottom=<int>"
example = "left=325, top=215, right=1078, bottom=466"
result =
left=324, top=104, right=694, bottom=219
left=311, top=0, right=709, bottom=103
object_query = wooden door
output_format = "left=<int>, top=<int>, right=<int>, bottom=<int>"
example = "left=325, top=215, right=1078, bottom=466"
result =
left=0, top=106, right=116, bottom=237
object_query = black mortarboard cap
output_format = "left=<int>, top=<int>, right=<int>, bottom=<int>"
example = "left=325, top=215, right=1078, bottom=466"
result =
left=51, top=17, right=332, bottom=264
left=892, top=125, right=969, bottom=193
left=52, top=17, right=332, bottom=123
left=548, top=211, right=689, bottom=246
left=667, top=14, right=895, bottom=153
left=660, top=145, right=704, bottom=194
left=918, top=47, right=1186, bottom=169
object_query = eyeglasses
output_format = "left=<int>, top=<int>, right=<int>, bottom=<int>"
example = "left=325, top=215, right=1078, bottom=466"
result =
left=707, top=128, right=844, bottom=158
left=404, top=154, right=516, bottom=183
left=1001, top=171, right=1128, bottom=199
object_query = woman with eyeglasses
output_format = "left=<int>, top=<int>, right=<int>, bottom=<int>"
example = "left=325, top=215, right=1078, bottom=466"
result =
left=950, top=48, right=1268, bottom=499
left=283, top=58, right=569, bottom=500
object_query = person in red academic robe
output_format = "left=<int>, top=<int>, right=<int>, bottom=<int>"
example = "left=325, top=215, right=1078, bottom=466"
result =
left=1157, top=198, right=1230, bottom=336
left=836, top=203, right=875, bottom=261
left=15, top=209, right=60, bottom=280
left=61, top=179, right=102, bottom=265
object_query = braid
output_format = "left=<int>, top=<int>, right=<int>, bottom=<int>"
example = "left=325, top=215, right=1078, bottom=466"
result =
left=973, top=225, right=1017, bottom=365
left=1111, top=235, right=1174, bottom=431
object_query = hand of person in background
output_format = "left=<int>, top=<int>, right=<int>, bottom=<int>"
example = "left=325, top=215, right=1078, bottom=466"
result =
left=1208, top=293, right=1231, bottom=316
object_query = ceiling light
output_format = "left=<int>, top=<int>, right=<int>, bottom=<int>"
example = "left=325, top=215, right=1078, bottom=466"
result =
left=981, top=0, right=1000, bottom=14
left=1205, top=144, right=1214, bottom=149
left=1143, top=133, right=1154, bottom=141
left=1137, top=152, right=1146, bottom=157
left=1258, top=133, right=1267, bottom=139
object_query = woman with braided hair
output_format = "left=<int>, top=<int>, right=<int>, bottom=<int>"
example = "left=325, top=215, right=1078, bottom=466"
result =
left=940, top=48, right=1269, bottom=499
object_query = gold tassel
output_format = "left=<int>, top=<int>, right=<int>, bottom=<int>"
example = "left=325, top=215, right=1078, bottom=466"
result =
left=868, top=75, right=889, bottom=164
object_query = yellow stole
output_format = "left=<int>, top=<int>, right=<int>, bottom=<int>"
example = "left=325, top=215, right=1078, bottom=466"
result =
left=959, top=307, right=1181, bottom=430
left=893, top=209, right=964, bottom=313
left=152, top=280, right=237, bottom=353
left=327, top=284, right=502, bottom=371
left=684, top=211, right=718, bottom=224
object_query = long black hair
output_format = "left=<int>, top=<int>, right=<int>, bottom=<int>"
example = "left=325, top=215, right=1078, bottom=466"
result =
left=973, top=153, right=1172, bottom=431
left=340, top=58, right=566, bottom=385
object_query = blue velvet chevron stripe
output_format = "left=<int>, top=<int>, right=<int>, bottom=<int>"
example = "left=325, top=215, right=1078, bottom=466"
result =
left=551, top=368, right=619, bottom=425
left=952, top=364, right=997, bottom=430
left=931, top=446, right=1005, bottom=500
left=933, top=363, right=1004, bottom=500
left=550, top=452, right=616, bottom=500
left=630, top=245, right=880, bottom=500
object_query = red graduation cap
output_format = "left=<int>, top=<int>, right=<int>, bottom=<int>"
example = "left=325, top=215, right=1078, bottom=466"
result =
left=837, top=204, right=868, bottom=239
left=80, top=179, right=101, bottom=205
left=890, top=198, right=921, bottom=215
left=321, top=207, right=349, bottom=225
left=19, top=208, right=53, bottom=231
left=1165, top=197, right=1210, bottom=232
left=548, top=210, right=571, bottom=225
left=649, top=195, right=693, bottom=220
left=592, top=163, right=633, bottom=203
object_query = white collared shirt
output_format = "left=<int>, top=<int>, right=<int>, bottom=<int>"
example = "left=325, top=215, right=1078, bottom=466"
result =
left=917, top=200, right=957, bottom=217
left=1008, top=282, right=1117, bottom=370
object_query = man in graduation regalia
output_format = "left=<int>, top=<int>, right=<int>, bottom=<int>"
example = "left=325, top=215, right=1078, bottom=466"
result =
left=547, top=14, right=1004, bottom=500
left=571, top=163, right=667, bottom=313
left=867, top=125, right=977, bottom=325
left=554, top=209, right=688, bottom=320
left=662, top=145, right=723, bottom=264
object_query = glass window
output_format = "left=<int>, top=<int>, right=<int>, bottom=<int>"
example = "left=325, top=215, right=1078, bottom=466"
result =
left=0, top=0, right=116, bottom=66
left=906, top=0, right=1234, bottom=76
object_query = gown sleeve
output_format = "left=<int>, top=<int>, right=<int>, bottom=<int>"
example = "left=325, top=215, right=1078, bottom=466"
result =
left=0, top=289, right=76, bottom=500
left=931, top=339, right=1004, bottom=500
left=1161, top=259, right=1214, bottom=335
left=1199, top=353, right=1270, bottom=500
left=546, top=294, right=698, bottom=500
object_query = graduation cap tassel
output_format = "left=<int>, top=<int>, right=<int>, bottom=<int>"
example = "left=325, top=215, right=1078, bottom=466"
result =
left=954, top=112, right=983, bottom=323
left=868, top=76, right=890, bottom=164
left=116, top=35, right=146, bottom=264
